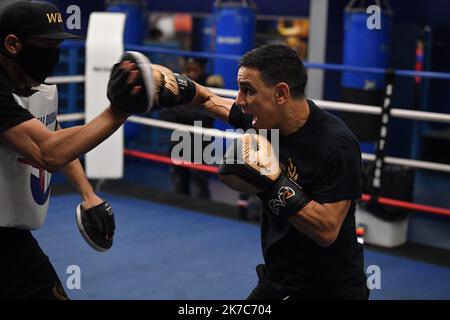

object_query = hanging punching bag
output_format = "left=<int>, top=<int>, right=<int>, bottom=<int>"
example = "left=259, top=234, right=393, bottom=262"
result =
left=341, top=0, right=393, bottom=142
left=213, top=0, right=256, bottom=90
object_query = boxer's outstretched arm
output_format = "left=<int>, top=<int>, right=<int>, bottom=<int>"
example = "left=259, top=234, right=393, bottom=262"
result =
left=152, top=64, right=235, bottom=123
left=190, top=83, right=235, bottom=123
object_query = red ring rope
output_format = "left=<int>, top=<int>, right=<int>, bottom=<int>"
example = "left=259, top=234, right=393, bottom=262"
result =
left=125, top=149, right=450, bottom=217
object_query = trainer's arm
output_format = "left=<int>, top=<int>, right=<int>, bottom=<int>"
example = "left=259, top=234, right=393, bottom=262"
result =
left=56, top=124, right=103, bottom=209
left=0, top=106, right=127, bottom=172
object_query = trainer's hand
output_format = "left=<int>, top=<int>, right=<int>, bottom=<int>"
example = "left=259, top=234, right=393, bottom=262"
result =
left=152, top=64, right=197, bottom=107
left=107, top=61, right=143, bottom=115
left=218, top=133, right=311, bottom=219
left=107, top=51, right=155, bottom=115
left=76, top=200, right=116, bottom=251
left=81, top=193, right=104, bottom=210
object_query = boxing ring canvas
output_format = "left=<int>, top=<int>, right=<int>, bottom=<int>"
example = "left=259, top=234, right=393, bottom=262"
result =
left=34, top=193, right=450, bottom=300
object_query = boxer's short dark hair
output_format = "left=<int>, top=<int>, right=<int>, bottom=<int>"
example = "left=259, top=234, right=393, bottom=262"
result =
left=239, top=44, right=308, bottom=98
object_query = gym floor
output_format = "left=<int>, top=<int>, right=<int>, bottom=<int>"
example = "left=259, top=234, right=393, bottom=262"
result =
left=34, top=184, right=450, bottom=300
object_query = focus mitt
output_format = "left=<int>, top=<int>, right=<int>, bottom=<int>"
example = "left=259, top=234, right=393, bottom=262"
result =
left=107, top=51, right=155, bottom=115
left=76, top=201, right=116, bottom=251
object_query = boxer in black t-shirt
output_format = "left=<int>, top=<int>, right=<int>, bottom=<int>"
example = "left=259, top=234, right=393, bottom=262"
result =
left=149, top=44, right=369, bottom=299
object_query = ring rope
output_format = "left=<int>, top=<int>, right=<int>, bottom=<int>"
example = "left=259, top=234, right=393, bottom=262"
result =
left=47, top=76, right=450, bottom=125
left=123, top=149, right=450, bottom=218
left=56, top=112, right=450, bottom=174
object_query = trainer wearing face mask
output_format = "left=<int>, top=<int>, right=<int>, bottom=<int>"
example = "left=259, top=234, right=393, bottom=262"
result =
left=0, top=1, right=64, bottom=92
left=0, top=1, right=153, bottom=299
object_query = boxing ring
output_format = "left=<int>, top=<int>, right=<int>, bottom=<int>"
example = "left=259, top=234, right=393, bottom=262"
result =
left=37, top=42, right=450, bottom=300
left=35, top=193, right=450, bottom=300
left=48, top=44, right=450, bottom=218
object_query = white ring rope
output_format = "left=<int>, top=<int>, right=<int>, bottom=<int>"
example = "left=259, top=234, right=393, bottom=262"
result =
left=51, top=77, right=450, bottom=173
left=128, top=116, right=243, bottom=139
left=314, top=99, right=450, bottom=124
left=361, top=153, right=450, bottom=173
left=57, top=113, right=85, bottom=122
left=47, top=75, right=85, bottom=84
left=47, top=76, right=450, bottom=124
left=209, top=88, right=450, bottom=125
left=56, top=112, right=450, bottom=173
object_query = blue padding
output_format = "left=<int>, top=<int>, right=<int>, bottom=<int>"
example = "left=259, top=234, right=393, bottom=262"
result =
left=34, top=194, right=261, bottom=299
left=360, top=142, right=376, bottom=154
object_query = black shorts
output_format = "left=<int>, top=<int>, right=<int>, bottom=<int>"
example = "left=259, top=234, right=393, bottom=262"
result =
left=247, top=265, right=369, bottom=300
left=247, top=280, right=370, bottom=300
left=0, top=227, right=68, bottom=300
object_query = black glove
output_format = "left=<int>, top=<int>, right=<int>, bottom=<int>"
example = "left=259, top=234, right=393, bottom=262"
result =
left=76, top=201, right=116, bottom=252
left=107, top=51, right=155, bottom=115
left=259, top=174, right=311, bottom=219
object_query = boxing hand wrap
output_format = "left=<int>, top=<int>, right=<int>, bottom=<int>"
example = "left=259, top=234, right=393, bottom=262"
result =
left=260, top=174, right=311, bottom=219
left=152, top=64, right=196, bottom=107
left=173, top=73, right=197, bottom=104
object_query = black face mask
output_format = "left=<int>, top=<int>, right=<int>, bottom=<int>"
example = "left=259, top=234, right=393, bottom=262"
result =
left=15, top=41, right=60, bottom=84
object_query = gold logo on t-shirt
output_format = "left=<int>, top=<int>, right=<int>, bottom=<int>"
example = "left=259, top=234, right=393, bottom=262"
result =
left=287, top=158, right=299, bottom=181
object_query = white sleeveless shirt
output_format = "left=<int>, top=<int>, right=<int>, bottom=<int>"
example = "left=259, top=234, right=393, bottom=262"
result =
left=0, top=84, right=58, bottom=229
